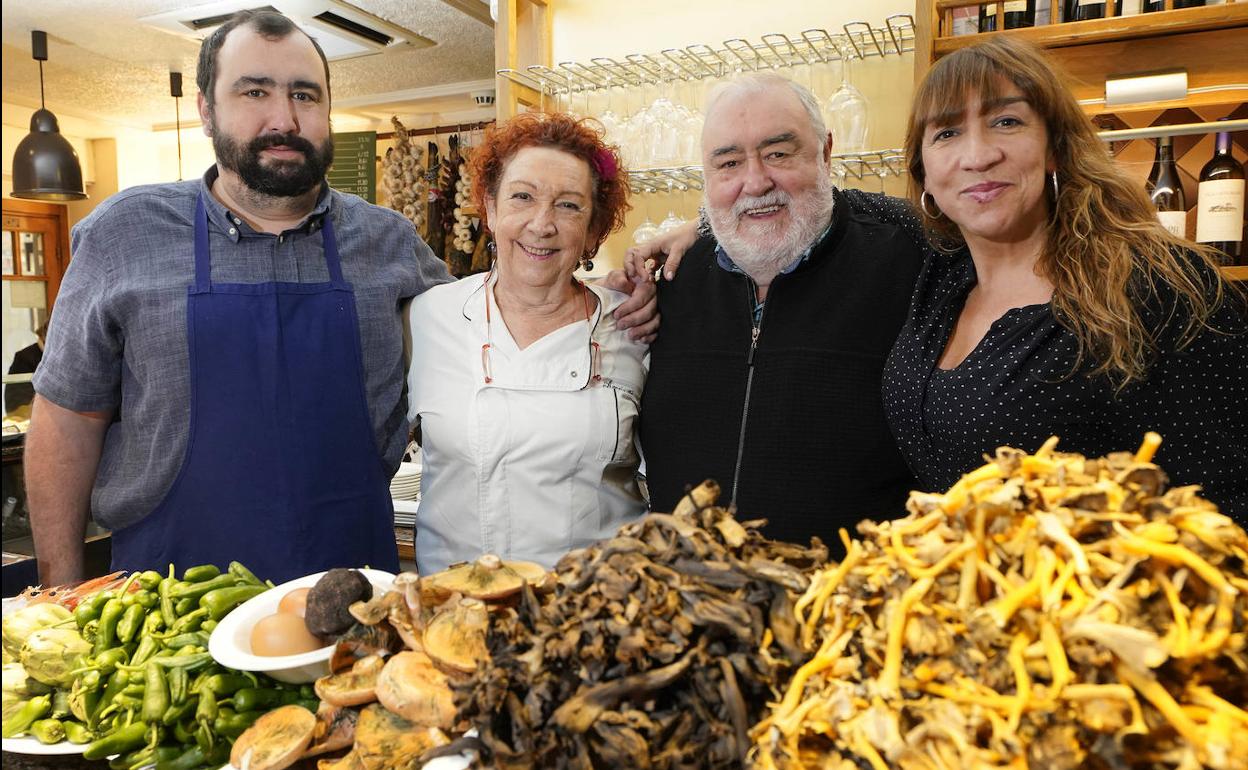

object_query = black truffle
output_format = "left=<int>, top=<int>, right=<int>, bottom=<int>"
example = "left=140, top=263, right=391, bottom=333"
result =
left=304, top=568, right=372, bottom=637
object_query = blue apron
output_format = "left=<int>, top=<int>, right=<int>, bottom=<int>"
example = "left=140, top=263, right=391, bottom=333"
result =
left=110, top=193, right=400, bottom=583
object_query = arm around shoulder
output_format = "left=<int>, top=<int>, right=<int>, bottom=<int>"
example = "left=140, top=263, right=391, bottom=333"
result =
left=25, top=395, right=114, bottom=585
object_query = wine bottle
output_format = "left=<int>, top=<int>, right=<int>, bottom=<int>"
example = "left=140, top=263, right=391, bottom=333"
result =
left=1144, top=0, right=1206, bottom=11
left=1196, top=123, right=1246, bottom=265
left=1066, top=0, right=1114, bottom=20
left=1146, top=136, right=1187, bottom=237
left=983, top=1, right=1038, bottom=29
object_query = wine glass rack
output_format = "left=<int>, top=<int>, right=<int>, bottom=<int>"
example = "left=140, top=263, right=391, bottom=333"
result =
left=625, top=150, right=908, bottom=193
left=497, top=15, right=915, bottom=97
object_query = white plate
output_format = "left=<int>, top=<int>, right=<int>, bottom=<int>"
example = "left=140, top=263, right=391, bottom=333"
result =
left=208, top=568, right=395, bottom=684
left=0, top=735, right=88, bottom=755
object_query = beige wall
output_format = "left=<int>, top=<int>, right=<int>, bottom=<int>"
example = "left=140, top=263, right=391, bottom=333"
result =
left=545, top=0, right=918, bottom=270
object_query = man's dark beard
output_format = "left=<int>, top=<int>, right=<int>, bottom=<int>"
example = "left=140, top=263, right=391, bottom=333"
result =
left=213, top=130, right=334, bottom=198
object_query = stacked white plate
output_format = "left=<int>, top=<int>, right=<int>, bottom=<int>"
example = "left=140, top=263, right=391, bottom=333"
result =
left=390, top=461, right=422, bottom=501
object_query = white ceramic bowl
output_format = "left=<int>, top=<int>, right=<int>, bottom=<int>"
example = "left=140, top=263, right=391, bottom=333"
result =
left=208, top=568, right=395, bottom=684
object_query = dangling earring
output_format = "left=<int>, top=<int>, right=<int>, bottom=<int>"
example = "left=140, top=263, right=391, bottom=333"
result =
left=579, top=253, right=594, bottom=273
left=920, top=191, right=943, bottom=220
left=1050, top=170, right=1060, bottom=200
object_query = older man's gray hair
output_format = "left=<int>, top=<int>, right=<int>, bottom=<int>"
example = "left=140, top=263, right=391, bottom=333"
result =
left=703, top=73, right=828, bottom=148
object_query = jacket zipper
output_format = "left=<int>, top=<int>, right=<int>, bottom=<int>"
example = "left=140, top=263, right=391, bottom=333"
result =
left=729, top=277, right=768, bottom=507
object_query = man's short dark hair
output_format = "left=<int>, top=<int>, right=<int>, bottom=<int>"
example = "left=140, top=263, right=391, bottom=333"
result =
left=196, top=10, right=331, bottom=107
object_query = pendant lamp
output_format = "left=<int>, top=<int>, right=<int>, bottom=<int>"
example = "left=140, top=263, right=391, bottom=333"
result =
left=11, top=30, right=86, bottom=201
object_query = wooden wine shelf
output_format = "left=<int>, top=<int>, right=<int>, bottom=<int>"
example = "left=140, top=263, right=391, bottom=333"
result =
left=931, top=3, right=1248, bottom=55
left=1223, top=266, right=1248, bottom=282
left=917, top=2, right=1248, bottom=117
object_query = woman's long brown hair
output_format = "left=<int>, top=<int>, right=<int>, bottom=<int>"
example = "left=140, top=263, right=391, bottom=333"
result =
left=904, top=37, right=1229, bottom=389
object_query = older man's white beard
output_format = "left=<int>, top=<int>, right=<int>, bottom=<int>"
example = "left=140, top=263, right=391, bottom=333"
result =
left=707, top=171, right=836, bottom=283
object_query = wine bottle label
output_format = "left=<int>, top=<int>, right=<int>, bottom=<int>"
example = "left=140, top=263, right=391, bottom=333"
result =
left=1196, top=179, right=1246, bottom=243
left=1157, top=210, right=1186, bottom=237
left=1005, top=1, right=1027, bottom=10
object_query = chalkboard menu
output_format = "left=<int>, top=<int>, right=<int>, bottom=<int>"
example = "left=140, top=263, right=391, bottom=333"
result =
left=327, top=131, right=377, bottom=203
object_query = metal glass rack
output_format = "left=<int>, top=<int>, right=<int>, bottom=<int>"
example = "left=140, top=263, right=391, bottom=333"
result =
left=626, top=150, right=907, bottom=193
left=497, top=16, right=915, bottom=96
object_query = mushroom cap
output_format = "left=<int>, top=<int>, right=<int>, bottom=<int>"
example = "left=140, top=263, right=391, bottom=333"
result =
left=229, top=704, right=317, bottom=770
left=314, top=654, right=385, bottom=707
left=375, top=651, right=458, bottom=729
left=421, top=554, right=548, bottom=601
left=422, top=598, right=489, bottom=673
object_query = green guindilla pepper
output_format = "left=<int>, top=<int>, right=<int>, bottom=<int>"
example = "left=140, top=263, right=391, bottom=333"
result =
left=174, top=597, right=195, bottom=616
left=30, top=717, right=66, bottom=744
left=196, top=672, right=252, bottom=696
left=91, top=645, right=131, bottom=675
left=75, top=593, right=108, bottom=628
left=195, top=687, right=217, bottom=725
left=293, top=699, right=320, bottom=713
left=174, top=718, right=198, bottom=745
left=161, top=697, right=196, bottom=726
left=199, top=619, right=217, bottom=633
left=95, top=597, right=126, bottom=654
left=168, top=665, right=189, bottom=706
left=168, top=607, right=208, bottom=635
left=230, top=687, right=283, bottom=712
left=159, top=574, right=177, bottom=625
left=214, top=709, right=262, bottom=739
left=156, top=741, right=229, bottom=770
left=116, top=603, right=145, bottom=644
left=137, top=570, right=164, bottom=591
left=171, top=574, right=238, bottom=603
left=142, top=610, right=166, bottom=636
left=131, top=634, right=161, bottom=667
left=201, top=584, right=267, bottom=620
left=143, top=663, right=170, bottom=723
left=181, top=564, right=221, bottom=583
left=164, top=631, right=208, bottom=650
left=63, top=720, right=95, bottom=744
left=2, top=694, right=51, bottom=738
left=227, top=561, right=265, bottom=586
left=90, top=670, right=129, bottom=728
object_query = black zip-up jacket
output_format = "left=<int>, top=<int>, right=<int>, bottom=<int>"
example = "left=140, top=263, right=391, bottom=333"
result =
left=639, top=188, right=923, bottom=551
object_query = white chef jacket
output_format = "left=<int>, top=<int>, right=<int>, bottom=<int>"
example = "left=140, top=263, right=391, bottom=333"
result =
left=406, top=273, right=648, bottom=573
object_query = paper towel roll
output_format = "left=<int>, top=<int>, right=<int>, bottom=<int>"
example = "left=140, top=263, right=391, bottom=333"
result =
left=1105, top=71, right=1188, bottom=107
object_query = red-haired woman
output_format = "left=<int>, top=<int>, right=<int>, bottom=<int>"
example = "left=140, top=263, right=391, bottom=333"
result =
left=405, top=113, right=647, bottom=572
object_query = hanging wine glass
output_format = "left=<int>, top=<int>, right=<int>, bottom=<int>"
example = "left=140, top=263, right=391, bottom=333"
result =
left=598, top=75, right=624, bottom=150
left=632, top=186, right=661, bottom=244
left=658, top=180, right=686, bottom=234
left=825, top=40, right=869, bottom=153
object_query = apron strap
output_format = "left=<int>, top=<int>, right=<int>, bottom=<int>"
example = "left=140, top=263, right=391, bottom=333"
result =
left=193, top=193, right=213, bottom=294
left=321, top=210, right=347, bottom=288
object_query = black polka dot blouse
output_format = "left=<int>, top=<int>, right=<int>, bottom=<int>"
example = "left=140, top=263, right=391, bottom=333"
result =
left=842, top=191, right=1248, bottom=524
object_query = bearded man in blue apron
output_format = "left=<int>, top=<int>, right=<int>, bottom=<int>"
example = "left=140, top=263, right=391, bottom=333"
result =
left=24, top=10, right=659, bottom=586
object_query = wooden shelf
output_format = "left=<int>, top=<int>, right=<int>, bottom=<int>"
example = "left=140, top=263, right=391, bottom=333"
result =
left=932, top=3, right=1248, bottom=55
left=918, top=2, right=1248, bottom=117
left=1222, top=265, right=1248, bottom=282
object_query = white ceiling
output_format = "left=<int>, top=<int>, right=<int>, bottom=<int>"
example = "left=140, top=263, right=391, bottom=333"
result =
left=1, top=0, right=496, bottom=133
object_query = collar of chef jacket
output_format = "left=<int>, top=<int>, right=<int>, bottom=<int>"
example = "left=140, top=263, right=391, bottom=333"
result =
left=460, top=276, right=605, bottom=393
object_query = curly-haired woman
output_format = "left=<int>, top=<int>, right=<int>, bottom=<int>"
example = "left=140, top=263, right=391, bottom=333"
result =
left=406, top=113, right=649, bottom=571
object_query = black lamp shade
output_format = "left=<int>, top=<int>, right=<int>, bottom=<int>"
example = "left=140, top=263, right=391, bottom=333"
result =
left=12, top=108, right=86, bottom=201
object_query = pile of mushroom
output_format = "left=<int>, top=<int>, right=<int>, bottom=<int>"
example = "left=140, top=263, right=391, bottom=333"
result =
left=232, top=557, right=547, bottom=770
left=752, top=434, right=1248, bottom=770
left=454, top=480, right=828, bottom=769
left=381, top=116, right=428, bottom=237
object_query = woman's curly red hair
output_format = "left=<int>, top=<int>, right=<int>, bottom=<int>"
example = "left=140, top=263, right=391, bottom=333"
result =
left=470, top=112, right=630, bottom=257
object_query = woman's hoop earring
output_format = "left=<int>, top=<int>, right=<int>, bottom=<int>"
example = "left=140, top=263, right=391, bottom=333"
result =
left=920, top=191, right=943, bottom=220
left=1050, top=170, right=1060, bottom=200
left=579, top=253, right=595, bottom=273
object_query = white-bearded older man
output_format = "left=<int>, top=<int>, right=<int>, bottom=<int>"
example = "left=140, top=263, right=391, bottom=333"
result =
left=635, top=73, right=922, bottom=551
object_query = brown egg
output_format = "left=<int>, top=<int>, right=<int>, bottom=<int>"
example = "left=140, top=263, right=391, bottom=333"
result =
left=250, top=612, right=324, bottom=657
left=277, top=587, right=311, bottom=618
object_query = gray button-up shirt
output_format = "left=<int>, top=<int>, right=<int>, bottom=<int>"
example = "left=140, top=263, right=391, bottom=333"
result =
left=35, top=167, right=452, bottom=531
